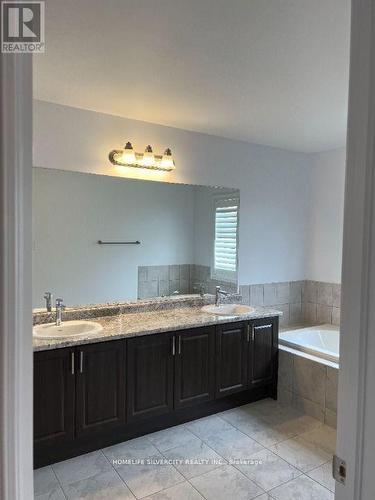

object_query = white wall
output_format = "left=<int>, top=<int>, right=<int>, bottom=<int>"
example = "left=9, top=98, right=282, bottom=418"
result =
left=32, top=168, right=196, bottom=306
left=307, top=148, right=346, bottom=283
left=34, top=100, right=313, bottom=286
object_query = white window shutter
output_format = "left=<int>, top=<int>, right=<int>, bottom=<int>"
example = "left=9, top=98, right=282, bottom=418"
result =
left=213, top=197, right=239, bottom=281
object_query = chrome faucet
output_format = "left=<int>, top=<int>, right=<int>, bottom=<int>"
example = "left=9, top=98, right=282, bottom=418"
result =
left=44, top=291, right=53, bottom=312
left=215, top=286, right=230, bottom=306
left=55, top=298, right=65, bottom=326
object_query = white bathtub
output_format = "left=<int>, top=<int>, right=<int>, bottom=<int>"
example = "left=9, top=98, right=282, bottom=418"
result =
left=279, top=324, right=339, bottom=363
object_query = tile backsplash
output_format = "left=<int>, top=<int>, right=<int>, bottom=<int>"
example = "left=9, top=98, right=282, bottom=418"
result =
left=138, top=269, right=341, bottom=328
left=138, top=264, right=237, bottom=300
left=240, top=280, right=341, bottom=328
left=303, top=281, right=341, bottom=326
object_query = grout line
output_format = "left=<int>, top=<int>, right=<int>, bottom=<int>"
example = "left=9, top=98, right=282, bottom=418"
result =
left=100, top=449, right=137, bottom=498
left=302, top=472, right=336, bottom=495
left=218, top=410, right=307, bottom=451
left=265, top=470, right=334, bottom=498
left=176, top=402, right=329, bottom=492
left=230, top=459, right=303, bottom=493
left=52, top=401, right=332, bottom=499
left=156, top=436, right=227, bottom=482
left=186, top=477, right=210, bottom=500
left=47, top=465, right=68, bottom=500
left=102, top=446, right=186, bottom=499
left=305, top=463, right=336, bottom=494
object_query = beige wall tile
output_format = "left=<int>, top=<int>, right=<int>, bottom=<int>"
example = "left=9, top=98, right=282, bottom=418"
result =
left=290, top=303, right=303, bottom=325
left=158, top=266, right=170, bottom=281
left=159, top=280, right=170, bottom=296
left=138, top=281, right=158, bottom=299
left=326, top=367, right=338, bottom=413
left=292, top=394, right=325, bottom=422
left=332, top=284, right=341, bottom=308
left=305, top=281, right=318, bottom=303
left=332, top=307, right=340, bottom=326
left=316, top=304, right=332, bottom=324
left=179, top=264, right=190, bottom=281
left=324, top=409, right=337, bottom=429
left=239, top=285, right=250, bottom=305
left=278, top=387, right=293, bottom=406
left=138, top=266, right=148, bottom=282
left=250, top=285, right=264, bottom=306
left=169, top=265, right=180, bottom=281
left=276, top=282, right=291, bottom=304
left=278, top=351, right=294, bottom=391
left=180, top=279, right=190, bottom=294
left=147, top=266, right=162, bottom=281
left=278, top=304, right=290, bottom=327
left=317, top=282, right=333, bottom=306
left=304, top=302, right=317, bottom=324
left=169, top=280, right=180, bottom=295
left=293, top=357, right=326, bottom=405
left=264, top=283, right=277, bottom=306
left=290, top=281, right=303, bottom=303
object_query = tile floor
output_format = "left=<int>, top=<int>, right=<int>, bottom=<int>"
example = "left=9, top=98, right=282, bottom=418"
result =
left=34, top=398, right=336, bottom=499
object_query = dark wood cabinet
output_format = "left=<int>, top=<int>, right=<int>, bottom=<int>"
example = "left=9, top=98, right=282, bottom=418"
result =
left=127, top=332, right=174, bottom=421
left=174, top=326, right=215, bottom=409
left=215, top=322, right=248, bottom=398
left=249, top=318, right=278, bottom=387
left=34, top=348, right=75, bottom=448
left=76, top=340, right=126, bottom=437
left=34, top=316, right=278, bottom=467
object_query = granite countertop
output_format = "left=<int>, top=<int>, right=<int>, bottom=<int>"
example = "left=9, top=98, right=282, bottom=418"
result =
left=33, top=305, right=282, bottom=352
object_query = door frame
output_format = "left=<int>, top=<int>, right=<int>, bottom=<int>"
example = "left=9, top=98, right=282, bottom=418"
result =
left=335, top=1, right=375, bottom=499
left=0, top=54, right=33, bottom=498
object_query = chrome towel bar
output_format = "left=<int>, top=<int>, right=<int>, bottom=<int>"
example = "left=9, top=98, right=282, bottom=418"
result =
left=97, top=240, right=141, bottom=245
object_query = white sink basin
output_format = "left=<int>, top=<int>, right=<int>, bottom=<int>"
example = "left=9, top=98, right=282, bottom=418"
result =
left=201, top=304, right=254, bottom=316
left=33, top=320, right=103, bottom=339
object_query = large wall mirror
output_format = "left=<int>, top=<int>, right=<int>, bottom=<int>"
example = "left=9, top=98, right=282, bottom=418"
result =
left=32, top=168, right=240, bottom=308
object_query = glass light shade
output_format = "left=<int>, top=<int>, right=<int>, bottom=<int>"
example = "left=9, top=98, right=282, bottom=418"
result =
left=141, top=145, right=155, bottom=167
left=120, top=142, right=136, bottom=164
left=160, top=148, right=175, bottom=170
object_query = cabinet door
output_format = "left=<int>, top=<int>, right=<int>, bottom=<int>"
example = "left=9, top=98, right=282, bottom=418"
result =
left=127, top=333, right=174, bottom=421
left=34, top=348, right=75, bottom=448
left=76, top=340, right=126, bottom=438
left=174, top=327, right=215, bottom=409
left=249, top=318, right=278, bottom=387
left=215, top=322, right=248, bottom=398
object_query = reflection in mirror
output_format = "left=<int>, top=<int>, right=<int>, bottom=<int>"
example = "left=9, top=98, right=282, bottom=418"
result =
left=32, top=168, right=239, bottom=309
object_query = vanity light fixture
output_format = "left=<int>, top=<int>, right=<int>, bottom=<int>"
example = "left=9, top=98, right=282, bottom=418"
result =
left=120, top=141, right=136, bottom=165
left=109, top=142, right=176, bottom=171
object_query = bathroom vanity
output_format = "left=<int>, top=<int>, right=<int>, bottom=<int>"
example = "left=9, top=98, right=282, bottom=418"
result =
left=32, top=167, right=280, bottom=468
left=33, top=303, right=280, bottom=468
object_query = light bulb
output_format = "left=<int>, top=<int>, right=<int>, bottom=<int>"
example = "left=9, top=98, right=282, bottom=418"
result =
left=160, top=148, right=175, bottom=170
left=120, top=141, right=136, bottom=165
left=142, top=145, right=155, bottom=167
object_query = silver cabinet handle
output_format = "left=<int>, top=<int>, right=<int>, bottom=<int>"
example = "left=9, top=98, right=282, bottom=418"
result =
left=172, top=336, right=176, bottom=356
left=252, top=326, right=255, bottom=342
left=79, top=351, right=84, bottom=373
left=71, top=352, right=75, bottom=375
left=254, top=324, right=273, bottom=330
left=178, top=335, right=182, bottom=355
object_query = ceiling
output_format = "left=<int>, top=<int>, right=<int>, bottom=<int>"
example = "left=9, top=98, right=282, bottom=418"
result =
left=34, top=0, right=351, bottom=153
